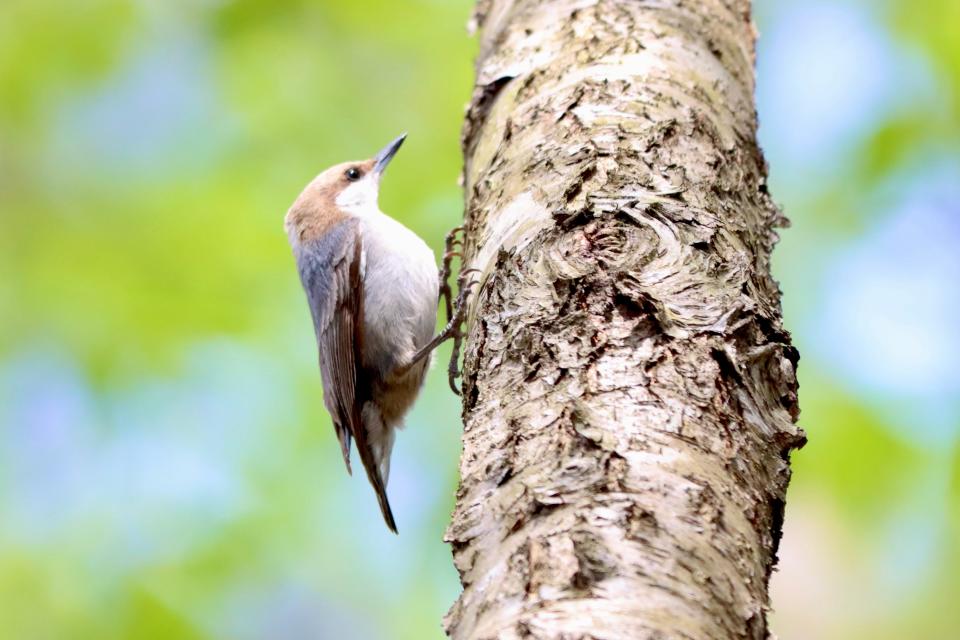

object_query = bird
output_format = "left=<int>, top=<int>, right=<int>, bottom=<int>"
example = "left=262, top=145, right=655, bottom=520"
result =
left=284, top=134, right=471, bottom=533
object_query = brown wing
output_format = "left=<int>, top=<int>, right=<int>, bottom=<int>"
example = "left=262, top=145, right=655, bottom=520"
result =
left=294, top=219, right=361, bottom=472
left=293, top=219, right=397, bottom=532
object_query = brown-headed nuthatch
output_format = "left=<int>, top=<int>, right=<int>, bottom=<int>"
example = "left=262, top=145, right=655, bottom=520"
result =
left=285, top=134, right=471, bottom=533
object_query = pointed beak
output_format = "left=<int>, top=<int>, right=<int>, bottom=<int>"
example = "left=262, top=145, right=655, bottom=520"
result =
left=373, top=133, right=406, bottom=177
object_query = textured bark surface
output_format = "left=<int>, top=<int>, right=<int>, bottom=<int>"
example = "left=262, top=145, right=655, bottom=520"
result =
left=445, top=1, right=805, bottom=639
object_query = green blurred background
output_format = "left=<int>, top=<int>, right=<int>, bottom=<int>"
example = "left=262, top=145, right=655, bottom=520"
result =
left=0, top=0, right=957, bottom=638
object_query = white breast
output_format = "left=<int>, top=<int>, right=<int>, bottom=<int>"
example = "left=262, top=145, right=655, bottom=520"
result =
left=360, top=212, right=438, bottom=375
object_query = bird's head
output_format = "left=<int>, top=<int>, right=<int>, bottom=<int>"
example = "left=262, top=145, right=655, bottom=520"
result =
left=285, top=134, right=406, bottom=240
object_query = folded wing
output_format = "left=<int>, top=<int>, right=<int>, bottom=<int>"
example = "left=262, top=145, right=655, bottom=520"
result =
left=293, top=219, right=397, bottom=532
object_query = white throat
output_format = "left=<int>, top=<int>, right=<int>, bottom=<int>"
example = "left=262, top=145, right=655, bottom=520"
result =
left=335, top=176, right=381, bottom=218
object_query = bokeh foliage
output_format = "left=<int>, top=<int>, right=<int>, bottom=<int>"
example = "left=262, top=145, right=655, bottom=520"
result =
left=1, top=0, right=957, bottom=638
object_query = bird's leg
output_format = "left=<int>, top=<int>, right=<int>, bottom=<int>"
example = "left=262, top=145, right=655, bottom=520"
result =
left=446, top=322, right=467, bottom=394
left=437, top=227, right=474, bottom=394
left=444, top=267, right=478, bottom=394
left=438, top=226, right=465, bottom=323
left=393, top=226, right=478, bottom=393
left=403, top=268, right=477, bottom=369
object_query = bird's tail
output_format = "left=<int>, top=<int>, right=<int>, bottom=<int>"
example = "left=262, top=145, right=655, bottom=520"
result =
left=367, top=464, right=397, bottom=534
left=358, top=403, right=398, bottom=533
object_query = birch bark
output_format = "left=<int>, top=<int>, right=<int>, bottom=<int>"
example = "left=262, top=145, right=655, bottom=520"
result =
left=446, top=1, right=805, bottom=639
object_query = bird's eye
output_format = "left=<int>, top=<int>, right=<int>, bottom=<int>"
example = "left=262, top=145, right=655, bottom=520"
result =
left=345, top=167, right=362, bottom=181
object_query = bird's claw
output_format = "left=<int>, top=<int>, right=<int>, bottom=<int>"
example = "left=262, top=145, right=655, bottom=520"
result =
left=445, top=274, right=479, bottom=396
left=433, top=226, right=480, bottom=396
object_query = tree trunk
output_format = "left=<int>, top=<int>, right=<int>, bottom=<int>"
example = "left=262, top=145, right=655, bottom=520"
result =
left=445, top=1, right=805, bottom=639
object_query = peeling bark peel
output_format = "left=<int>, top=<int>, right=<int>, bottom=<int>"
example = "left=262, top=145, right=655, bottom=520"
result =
left=447, top=1, right=805, bottom=639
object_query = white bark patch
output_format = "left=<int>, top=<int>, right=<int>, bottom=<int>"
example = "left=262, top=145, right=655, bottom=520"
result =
left=469, top=190, right=551, bottom=314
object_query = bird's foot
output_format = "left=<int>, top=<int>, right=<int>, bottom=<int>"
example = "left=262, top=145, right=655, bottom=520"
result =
left=395, top=229, right=478, bottom=392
